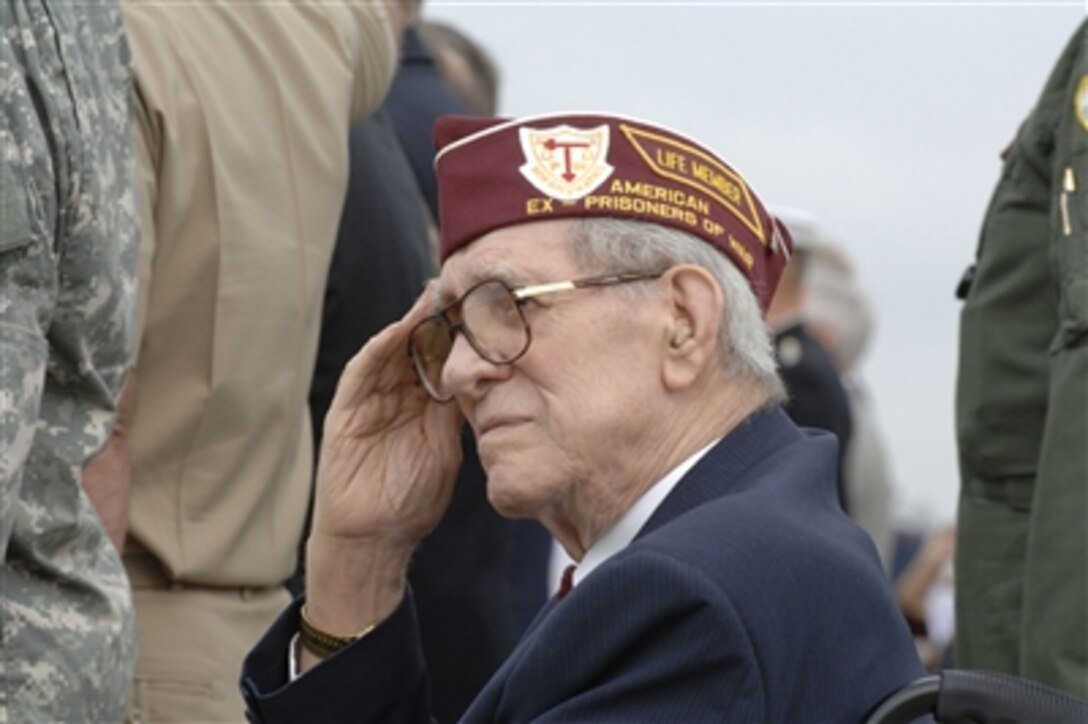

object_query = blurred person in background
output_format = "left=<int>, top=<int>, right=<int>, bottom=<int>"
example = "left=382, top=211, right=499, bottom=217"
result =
left=954, top=19, right=1087, bottom=698
left=798, top=236, right=896, bottom=569
left=766, top=212, right=853, bottom=513
left=792, top=231, right=957, bottom=667
left=420, top=19, right=501, bottom=117
left=82, top=1, right=397, bottom=719
left=383, top=0, right=463, bottom=221
left=2, top=1, right=138, bottom=719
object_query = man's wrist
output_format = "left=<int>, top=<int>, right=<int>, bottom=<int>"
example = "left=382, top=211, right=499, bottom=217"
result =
left=298, top=603, right=376, bottom=659
left=302, top=533, right=411, bottom=644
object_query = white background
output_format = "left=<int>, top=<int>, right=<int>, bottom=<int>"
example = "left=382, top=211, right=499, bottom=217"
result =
left=427, top=1, right=1086, bottom=531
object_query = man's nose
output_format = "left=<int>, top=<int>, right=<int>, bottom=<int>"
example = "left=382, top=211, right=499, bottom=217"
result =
left=441, top=332, right=512, bottom=399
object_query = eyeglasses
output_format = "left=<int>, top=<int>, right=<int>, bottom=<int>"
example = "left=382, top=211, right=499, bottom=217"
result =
left=408, top=271, right=663, bottom=402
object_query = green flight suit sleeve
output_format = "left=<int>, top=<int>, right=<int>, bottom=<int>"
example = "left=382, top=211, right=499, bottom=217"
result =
left=1022, top=25, right=1088, bottom=697
left=954, top=19, right=1088, bottom=699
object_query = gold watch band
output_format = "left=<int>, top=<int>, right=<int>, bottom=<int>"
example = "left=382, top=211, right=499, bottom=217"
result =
left=298, top=603, right=376, bottom=659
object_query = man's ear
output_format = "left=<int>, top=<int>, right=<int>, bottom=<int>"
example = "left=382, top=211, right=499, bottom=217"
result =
left=660, top=265, right=724, bottom=391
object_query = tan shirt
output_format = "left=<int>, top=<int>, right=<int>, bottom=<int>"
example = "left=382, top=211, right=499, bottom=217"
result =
left=122, top=0, right=396, bottom=586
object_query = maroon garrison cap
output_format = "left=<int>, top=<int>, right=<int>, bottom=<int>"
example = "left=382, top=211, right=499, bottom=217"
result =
left=434, top=112, right=793, bottom=312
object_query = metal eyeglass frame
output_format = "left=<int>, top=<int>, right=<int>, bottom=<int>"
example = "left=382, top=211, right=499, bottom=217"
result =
left=407, top=270, right=664, bottom=403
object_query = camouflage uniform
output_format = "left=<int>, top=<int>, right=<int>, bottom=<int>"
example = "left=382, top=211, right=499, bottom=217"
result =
left=1, top=0, right=138, bottom=721
left=955, top=20, right=1088, bottom=698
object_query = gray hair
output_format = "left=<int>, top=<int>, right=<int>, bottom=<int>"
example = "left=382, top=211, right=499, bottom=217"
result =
left=566, top=218, right=785, bottom=402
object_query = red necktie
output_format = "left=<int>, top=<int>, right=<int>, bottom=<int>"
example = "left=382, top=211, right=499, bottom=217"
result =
left=556, top=564, right=576, bottom=600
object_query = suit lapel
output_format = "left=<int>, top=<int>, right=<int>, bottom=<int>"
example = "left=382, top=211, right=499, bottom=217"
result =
left=637, top=407, right=802, bottom=539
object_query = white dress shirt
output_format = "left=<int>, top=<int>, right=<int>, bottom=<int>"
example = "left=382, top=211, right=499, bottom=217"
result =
left=550, top=438, right=720, bottom=591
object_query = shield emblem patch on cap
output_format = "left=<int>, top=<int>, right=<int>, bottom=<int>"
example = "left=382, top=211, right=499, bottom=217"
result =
left=519, top=125, right=614, bottom=201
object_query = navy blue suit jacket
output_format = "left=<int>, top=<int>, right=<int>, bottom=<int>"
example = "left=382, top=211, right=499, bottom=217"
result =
left=242, top=408, right=922, bottom=722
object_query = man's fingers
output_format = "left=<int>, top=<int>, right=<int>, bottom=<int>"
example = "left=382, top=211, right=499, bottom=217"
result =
left=426, top=393, right=464, bottom=456
left=332, top=284, right=438, bottom=411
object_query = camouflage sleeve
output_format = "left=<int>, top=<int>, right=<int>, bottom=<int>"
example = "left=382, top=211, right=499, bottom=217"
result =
left=0, top=26, right=59, bottom=554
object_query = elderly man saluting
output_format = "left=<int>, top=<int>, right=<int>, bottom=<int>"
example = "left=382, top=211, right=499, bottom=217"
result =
left=241, top=113, right=923, bottom=722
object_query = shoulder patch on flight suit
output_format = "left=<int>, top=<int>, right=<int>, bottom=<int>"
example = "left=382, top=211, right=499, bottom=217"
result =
left=1075, top=75, right=1088, bottom=132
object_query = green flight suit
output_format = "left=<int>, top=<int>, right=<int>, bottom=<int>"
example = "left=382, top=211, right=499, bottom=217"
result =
left=955, top=20, right=1088, bottom=698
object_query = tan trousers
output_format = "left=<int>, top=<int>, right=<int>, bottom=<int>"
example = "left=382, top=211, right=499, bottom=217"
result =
left=124, top=551, right=291, bottom=723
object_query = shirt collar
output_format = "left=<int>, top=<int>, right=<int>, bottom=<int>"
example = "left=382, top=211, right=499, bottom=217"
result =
left=572, top=438, right=720, bottom=587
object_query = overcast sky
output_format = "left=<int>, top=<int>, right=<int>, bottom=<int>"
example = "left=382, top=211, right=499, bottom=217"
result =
left=426, top=1, right=1085, bottom=529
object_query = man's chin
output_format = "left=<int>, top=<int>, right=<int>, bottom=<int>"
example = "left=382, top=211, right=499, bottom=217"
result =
left=484, top=470, right=538, bottom=520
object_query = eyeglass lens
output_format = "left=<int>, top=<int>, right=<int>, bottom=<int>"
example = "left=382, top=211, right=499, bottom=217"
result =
left=409, top=280, right=530, bottom=401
